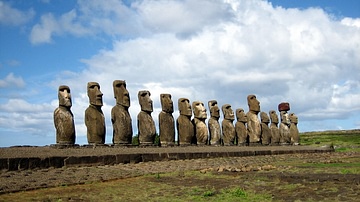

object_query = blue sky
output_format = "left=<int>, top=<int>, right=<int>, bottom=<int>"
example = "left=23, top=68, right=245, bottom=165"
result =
left=0, top=0, right=359, bottom=147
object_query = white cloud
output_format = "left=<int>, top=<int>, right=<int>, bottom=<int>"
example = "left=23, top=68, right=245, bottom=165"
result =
left=0, top=73, right=25, bottom=88
left=3, top=0, right=360, bottom=145
left=0, top=1, right=35, bottom=26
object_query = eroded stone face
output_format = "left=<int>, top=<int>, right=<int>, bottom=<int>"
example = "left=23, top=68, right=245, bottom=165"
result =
left=260, top=112, right=270, bottom=124
left=192, top=101, right=207, bottom=119
left=260, top=112, right=271, bottom=145
left=112, top=80, right=132, bottom=145
left=85, top=82, right=105, bottom=144
left=269, top=110, right=279, bottom=124
left=160, top=94, right=174, bottom=113
left=289, top=113, right=300, bottom=145
left=54, top=85, right=75, bottom=145
left=208, top=100, right=221, bottom=145
left=236, top=108, right=247, bottom=123
left=138, top=90, right=153, bottom=113
left=222, top=104, right=236, bottom=146
left=222, top=104, right=235, bottom=121
left=87, top=82, right=103, bottom=107
left=159, top=93, right=175, bottom=146
left=137, top=90, right=156, bottom=145
left=113, top=80, right=130, bottom=108
left=247, top=94, right=260, bottom=113
left=246, top=94, right=261, bottom=144
left=177, top=98, right=194, bottom=145
left=269, top=110, right=280, bottom=145
left=58, top=85, right=72, bottom=108
left=178, top=98, right=192, bottom=117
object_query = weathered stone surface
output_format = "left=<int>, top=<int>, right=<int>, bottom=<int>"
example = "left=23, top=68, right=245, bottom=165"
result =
left=222, top=104, right=236, bottom=146
left=269, top=110, right=280, bottom=145
left=290, top=113, right=300, bottom=145
left=159, top=94, right=175, bottom=146
left=54, top=85, right=75, bottom=145
left=280, top=111, right=290, bottom=145
left=260, top=112, right=271, bottom=145
left=85, top=82, right=105, bottom=144
left=208, top=100, right=221, bottom=145
left=192, top=101, right=208, bottom=145
left=235, top=108, right=248, bottom=146
left=246, top=95, right=261, bottom=143
left=177, top=98, right=195, bottom=145
left=278, top=102, right=290, bottom=112
left=111, top=80, right=133, bottom=145
left=137, top=90, right=156, bottom=145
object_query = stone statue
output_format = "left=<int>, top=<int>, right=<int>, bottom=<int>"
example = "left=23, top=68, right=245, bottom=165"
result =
left=289, top=112, right=300, bottom=145
left=269, top=110, right=280, bottom=145
left=279, top=102, right=290, bottom=145
left=54, top=85, right=75, bottom=145
left=260, top=112, right=271, bottom=145
left=207, top=100, right=221, bottom=145
left=192, top=101, right=208, bottom=145
left=137, top=90, right=156, bottom=146
left=85, top=82, right=105, bottom=145
left=246, top=95, right=261, bottom=145
left=159, top=93, right=175, bottom=146
left=235, top=108, right=248, bottom=146
left=111, top=80, right=132, bottom=145
left=176, top=98, right=195, bottom=146
left=222, top=104, right=236, bottom=146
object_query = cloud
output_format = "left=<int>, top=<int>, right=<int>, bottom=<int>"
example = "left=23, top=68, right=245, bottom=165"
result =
left=0, top=1, right=35, bottom=26
left=0, top=73, right=25, bottom=88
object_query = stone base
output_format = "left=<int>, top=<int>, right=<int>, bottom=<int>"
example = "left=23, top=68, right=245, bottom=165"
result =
left=280, top=142, right=290, bottom=146
left=50, top=144, right=79, bottom=149
left=249, top=142, right=262, bottom=146
left=160, top=142, right=176, bottom=147
left=82, top=144, right=110, bottom=148
left=238, top=143, right=248, bottom=146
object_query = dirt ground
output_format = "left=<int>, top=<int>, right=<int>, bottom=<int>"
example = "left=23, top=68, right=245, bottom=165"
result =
left=1, top=151, right=359, bottom=201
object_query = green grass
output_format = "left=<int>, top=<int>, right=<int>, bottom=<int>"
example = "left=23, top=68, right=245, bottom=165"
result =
left=300, top=130, right=360, bottom=152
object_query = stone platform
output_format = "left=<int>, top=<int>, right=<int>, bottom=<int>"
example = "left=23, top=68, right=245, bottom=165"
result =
left=0, top=145, right=334, bottom=171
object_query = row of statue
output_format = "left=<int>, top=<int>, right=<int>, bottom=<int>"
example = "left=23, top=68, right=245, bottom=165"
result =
left=54, top=81, right=300, bottom=147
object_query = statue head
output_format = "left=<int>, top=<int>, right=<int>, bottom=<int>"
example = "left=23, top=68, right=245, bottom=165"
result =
left=290, top=113, right=298, bottom=124
left=113, top=80, right=130, bottom=108
left=280, top=111, right=290, bottom=124
left=247, top=94, right=260, bottom=113
left=222, top=104, right=235, bottom=121
left=260, top=112, right=270, bottom=124
left=208, top=100, right=220, bottom=119
left=58, top=85, right=72, bottom=108
left=192, top=101, right=207, bottom=119
left=87, top=82, right=103, bottom=106
left=160, top=93, right=173, bottom=113
left=269, top=110, right=279, bottom=124
left=138, top=90, right=153, bottom=112
left=236, top=108, right=247, bottom=123
left=178, top=98, right=192, bottom=117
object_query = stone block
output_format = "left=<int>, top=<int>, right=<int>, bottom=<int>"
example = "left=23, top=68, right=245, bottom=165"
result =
left=49, top=157, right=65, bottom=168
left=116, top=154, right=130, bottom=164
left=0, top=158, right=8, bottom=170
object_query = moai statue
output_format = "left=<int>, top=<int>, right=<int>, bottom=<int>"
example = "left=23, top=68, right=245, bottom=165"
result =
left=289, top=112, right=300, bottom=145
left=111, top=80, right=132, bottom=145
left=54, top=85, right=75, bottom=145
left=235, top=108, right=248, bottom=146
left=137, top=90, right=156, bottom=146
left=260, top=112, right=271, bottom=145
left=176, top=98, right=195, bottom=146
left=159, top=93, right=175, bottom=146
left=207, top=100, right=221, bottom=146
left=85, top=82, right=105, bottom=145
left=246, top=95, right=261, bottom=146
left=279, top=102, right=290, bottom=145
left=269, top=110, right=280, bottom=145
left=222, top=104, right=236, bottom=146
left=192, top=101, right=208, bottom=145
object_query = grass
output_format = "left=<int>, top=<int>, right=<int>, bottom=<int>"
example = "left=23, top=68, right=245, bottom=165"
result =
left=0, top=130, right=359, bottom=201
left=300, top=130, right=360, bottom=152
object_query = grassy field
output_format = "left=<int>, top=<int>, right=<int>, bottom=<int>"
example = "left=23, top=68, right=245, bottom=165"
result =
left=0, top=130, right=359, bottom=202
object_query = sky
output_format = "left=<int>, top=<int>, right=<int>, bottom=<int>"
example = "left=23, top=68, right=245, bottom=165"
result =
left=0, top=0, right=359, bottom=147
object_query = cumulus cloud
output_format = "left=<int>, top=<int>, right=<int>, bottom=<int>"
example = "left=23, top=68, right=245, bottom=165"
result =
left=0, top=1, right=35, bottom=26
left=4, top=0, right=359, bottom=144
left=0, top=73, right=25, bottom=88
